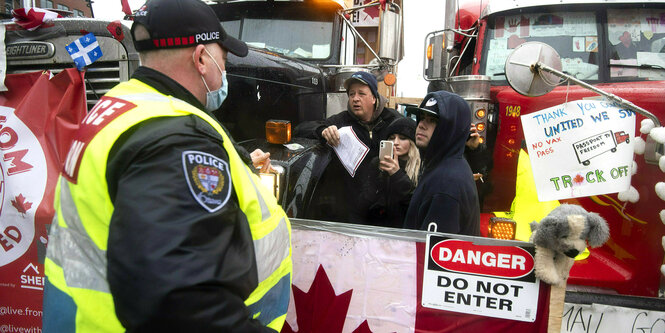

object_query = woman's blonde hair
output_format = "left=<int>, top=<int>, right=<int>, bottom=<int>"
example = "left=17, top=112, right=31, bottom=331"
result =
left=403, top=139, right=421, bottom=185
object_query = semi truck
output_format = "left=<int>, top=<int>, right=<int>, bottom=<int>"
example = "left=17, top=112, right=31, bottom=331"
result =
left=423, top=0, right=665, bottom=318
left=4, top=0, right=403, bottom=220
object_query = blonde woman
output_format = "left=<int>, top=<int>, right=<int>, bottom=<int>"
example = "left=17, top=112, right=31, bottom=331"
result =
left=369, top=117, right=421, bottom=228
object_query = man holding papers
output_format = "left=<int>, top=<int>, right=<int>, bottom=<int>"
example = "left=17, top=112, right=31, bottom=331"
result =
left=297, top=71, right=401, bottom=223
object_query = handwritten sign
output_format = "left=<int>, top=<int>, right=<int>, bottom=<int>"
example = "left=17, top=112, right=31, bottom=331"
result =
left=520, top=100, right=635, bottom=201
left=422, top=235, right=540, bottom=322
left=562, top=302, right=665, bottom=333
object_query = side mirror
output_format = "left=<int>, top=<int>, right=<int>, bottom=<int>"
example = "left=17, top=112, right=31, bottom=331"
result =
left=423, top=31, right=446, bottom=80
left=379, top=7, right=402, bottom=63
left=504, top=42, right=562, bottom=96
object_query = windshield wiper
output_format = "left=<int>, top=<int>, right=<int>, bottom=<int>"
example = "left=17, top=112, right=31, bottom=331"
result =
left=609, top=63, right=665, bottom=71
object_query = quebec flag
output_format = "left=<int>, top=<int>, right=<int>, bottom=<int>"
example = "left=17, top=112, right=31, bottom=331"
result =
left=66, top=33, right=103, bottom=70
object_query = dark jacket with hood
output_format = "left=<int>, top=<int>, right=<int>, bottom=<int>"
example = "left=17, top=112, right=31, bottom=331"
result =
left=403, top=91, right=480, bottom=236
left=296, top=95, right=401, bottom=223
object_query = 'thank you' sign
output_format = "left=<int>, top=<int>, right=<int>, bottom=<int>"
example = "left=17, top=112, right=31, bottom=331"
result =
left=521, top=99, right=636, bottom=201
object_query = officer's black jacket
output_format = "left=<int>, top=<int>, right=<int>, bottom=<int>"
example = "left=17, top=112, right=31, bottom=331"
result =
left=105, top=67, right=274, bottom=332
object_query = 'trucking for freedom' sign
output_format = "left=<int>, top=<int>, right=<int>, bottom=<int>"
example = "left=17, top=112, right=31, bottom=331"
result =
left=521, top=99, right=636, bottom=201
left=422, top=235, right=540, bottom=322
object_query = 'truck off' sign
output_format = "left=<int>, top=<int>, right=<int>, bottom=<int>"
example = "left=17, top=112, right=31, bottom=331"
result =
left=521, top=99, right=636, bottom=201
left=422, top=235, right=540, bottom=322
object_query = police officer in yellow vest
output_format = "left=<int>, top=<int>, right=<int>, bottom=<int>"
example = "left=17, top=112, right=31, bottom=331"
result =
left=43, top=0, right=291, bottom=331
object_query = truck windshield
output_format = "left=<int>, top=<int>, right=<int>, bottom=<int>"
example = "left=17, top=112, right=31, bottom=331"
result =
left=223, top=18, right=333, bottom=59
left=481, top=6, right=665, bottom=82
left=483, top=11, right=600, bottom=81
left=606, top=8, right=665, bottom=81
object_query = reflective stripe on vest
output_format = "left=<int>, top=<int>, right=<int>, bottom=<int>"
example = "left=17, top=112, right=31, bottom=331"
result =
left=48, top=177, right=109, bottom=293
left=45, top=79, right=292, bottom=332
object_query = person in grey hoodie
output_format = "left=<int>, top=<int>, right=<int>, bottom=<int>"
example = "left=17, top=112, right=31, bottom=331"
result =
left=403, top=90, right=480, bottom=235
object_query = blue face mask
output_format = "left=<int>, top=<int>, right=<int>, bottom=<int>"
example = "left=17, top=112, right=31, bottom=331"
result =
left=199, top=48, right=228, bottom=112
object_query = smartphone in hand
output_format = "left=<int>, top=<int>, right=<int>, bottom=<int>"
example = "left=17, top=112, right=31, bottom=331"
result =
left=379, top=140, right=394, bottom=161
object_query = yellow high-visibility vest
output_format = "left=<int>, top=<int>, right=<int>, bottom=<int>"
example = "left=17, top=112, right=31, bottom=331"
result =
left=44, top=79, right=292, bottom=332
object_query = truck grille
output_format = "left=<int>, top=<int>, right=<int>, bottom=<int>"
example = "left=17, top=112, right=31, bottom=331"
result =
left=7, top=61, right=123, bottom=111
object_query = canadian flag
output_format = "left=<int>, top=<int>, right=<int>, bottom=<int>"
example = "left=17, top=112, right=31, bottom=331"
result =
left=11, top=7, right=61, bottom=31
left=284, top=226, right=551, bottom=332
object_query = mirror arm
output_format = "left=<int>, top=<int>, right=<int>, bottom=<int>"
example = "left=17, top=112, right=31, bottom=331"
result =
left=535, top=62, right=661, bottom=127
left=535, top=62, right=663, bottom=164
left=338, top=11, right=387, bottom=68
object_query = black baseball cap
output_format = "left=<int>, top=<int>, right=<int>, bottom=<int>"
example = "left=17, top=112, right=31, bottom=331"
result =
left=131, top=0, right=248, bottom=57
left=405, top=96, right=440, bottom=121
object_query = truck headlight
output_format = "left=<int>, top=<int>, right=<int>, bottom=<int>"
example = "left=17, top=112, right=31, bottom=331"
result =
left=259, top=165, right=284, bottom=201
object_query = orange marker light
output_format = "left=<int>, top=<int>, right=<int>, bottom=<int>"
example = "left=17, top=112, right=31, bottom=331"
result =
left=476, top=123, right=485, bottom=132
left=266, top=120, right=291, bottom=144
left=384, top=73, right=396, bottom=86
left=475, top=109, right=486, bottom=119
left=427, top=44, right=433, bottom=60
left=489, top=217, right=516, bottom=240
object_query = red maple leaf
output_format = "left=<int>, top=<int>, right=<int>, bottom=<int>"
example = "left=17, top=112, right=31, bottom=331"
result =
left=282, top=265, right=375, bottom=333
left=352, top=321, right=375, bottom=333
left=11, top=194, right=33, bottom=216
left=363, top=0, right=379, bottom=20
left=573, top=174, right=585, bottom=184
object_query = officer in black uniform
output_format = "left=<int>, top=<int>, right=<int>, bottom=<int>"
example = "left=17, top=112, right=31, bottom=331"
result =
left=43, top=0, right=288, bottom=331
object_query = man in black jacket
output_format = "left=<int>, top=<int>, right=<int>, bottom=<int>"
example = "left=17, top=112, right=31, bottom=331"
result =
left=403, top=90, right=480, bottom=235
left=297, top=71, right=401, bottom=223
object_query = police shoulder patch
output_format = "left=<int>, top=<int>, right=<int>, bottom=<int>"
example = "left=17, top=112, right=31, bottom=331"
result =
left=182, top=150, right=232, bottom=212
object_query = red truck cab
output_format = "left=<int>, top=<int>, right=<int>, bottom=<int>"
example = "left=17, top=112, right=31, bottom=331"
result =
left=425, top=0, right=665, bottom=300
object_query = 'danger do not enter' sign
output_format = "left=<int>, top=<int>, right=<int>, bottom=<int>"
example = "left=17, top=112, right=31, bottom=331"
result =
left=521, top=99, right=636, bottom=201
left=422, top=235, right=540, bottom=322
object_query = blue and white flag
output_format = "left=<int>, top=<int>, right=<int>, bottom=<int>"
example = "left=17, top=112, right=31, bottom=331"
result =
left=66, top=33, right=103, bottom=70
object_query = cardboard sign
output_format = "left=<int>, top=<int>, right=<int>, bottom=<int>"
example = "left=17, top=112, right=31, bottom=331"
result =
left=521, top=100, right=635, bottom=201
left=422, top=235, right=540, bottom=322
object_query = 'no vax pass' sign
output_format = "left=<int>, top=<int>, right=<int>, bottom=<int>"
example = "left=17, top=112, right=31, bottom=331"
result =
left=521, top=99, right=635, bottom=201
left=422, top=235, right=540, bottom=322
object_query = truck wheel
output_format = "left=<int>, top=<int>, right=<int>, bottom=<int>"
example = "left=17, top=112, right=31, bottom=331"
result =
left=611, top=148, right=617, bottom=153
left=583, top=161, right=590, bottom=166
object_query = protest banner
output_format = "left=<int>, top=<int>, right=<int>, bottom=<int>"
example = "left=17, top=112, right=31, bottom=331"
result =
left=521, top=99, right=636, bottom=201
left=0, top=69, right=86, bottom=331
left=286, top=220, right=552, bottom=332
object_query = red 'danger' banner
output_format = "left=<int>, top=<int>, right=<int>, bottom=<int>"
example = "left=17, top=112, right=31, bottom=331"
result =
left=0, top=69, right=87, bottom=331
